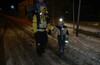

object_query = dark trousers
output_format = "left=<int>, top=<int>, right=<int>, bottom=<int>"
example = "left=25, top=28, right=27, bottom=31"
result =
left=35, top=31, right=48, bottom=56
left=58, top=35, right=66, bottom=56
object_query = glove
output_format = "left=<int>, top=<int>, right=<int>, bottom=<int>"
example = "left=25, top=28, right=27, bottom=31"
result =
left=48, top=30, right=51, bottom=35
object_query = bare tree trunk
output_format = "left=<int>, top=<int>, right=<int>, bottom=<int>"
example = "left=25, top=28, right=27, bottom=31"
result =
left=76, top=0, right=81, bottom=36
left=73, top=0, right=75, bottom=33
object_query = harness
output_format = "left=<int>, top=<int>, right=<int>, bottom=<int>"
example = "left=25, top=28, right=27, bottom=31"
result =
left=56, top=25, right=66, bottom=34
left=56, top=25, right=68, bottom=40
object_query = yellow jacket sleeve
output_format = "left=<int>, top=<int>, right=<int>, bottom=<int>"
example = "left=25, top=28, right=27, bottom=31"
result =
left=46, top=23, right=54, bottom=31
left=32, top=15, right=37, bottom=33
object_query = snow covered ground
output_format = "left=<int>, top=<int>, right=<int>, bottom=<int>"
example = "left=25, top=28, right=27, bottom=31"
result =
left=1, top=15, right=100, bottom=65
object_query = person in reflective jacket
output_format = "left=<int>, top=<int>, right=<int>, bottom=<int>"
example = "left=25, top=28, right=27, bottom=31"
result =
left=32, top=5, right=51, bottom=56
left=52, top=18, right=69, bottom=58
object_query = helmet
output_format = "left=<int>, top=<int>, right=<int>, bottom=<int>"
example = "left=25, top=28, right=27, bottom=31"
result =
left=59, top=18, right=63, bottom=22
left=58, top=18, right=64, bottom=26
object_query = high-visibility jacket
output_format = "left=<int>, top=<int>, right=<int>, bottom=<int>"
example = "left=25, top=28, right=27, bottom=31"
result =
left=32, top=12, right=51, bottom=33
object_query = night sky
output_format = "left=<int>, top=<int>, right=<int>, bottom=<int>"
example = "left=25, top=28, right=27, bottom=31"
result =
left=0, top=0, right=100, bottom=21
left=76, top=0, right=100, bottom=21
left=46, top=0, right=100, bottom=21
left=0, top=0, right=22, bottom=9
